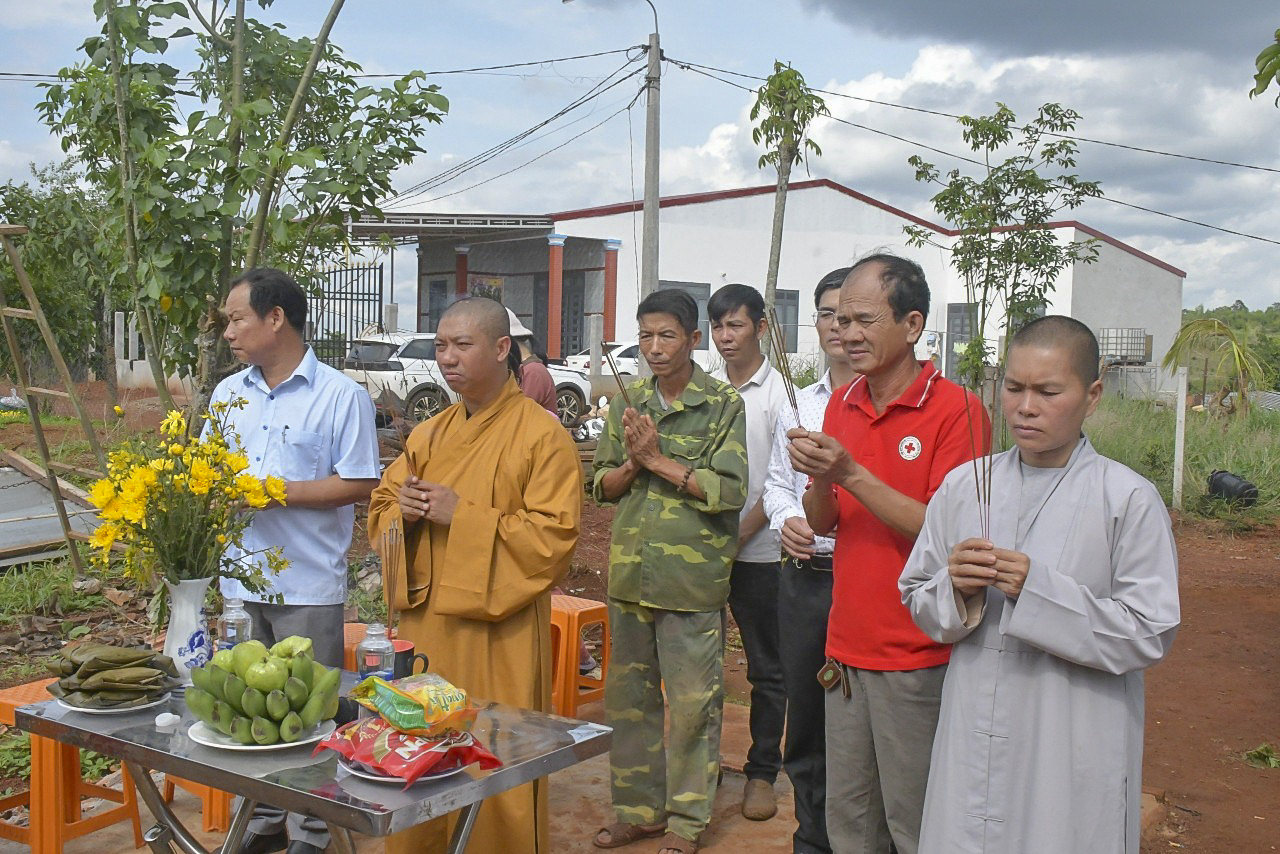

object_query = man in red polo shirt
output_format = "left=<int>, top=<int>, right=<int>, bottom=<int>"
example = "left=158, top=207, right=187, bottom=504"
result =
left=788, top=253, right=989, bottom=854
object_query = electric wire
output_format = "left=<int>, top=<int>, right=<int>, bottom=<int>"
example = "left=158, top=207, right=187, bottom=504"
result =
left=383, top=59, right=645, bottom=207
left=668, top=56, right=1280, bottom=176
left=673, top=59, right=1280, bottom=247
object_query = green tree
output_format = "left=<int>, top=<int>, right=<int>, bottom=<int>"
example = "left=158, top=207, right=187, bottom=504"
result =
left=905, top=102, right=1103, bottom=389
left=1250, top=27, right=1280, bottom=103
left=0, top=161, right=125, bottom=404
left=750, top=61, right=828, bottom=340
left=37, top=0, right=448, bottom=413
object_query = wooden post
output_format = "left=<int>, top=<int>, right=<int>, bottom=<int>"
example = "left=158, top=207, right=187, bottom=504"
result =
left=1173, top=366, right=1188, bottom=510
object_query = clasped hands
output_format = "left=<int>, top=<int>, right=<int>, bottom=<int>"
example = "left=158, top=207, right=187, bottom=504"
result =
left=948, top=538, right=1029, bottom=599
left=622, top=407, right=663, bottom=469
left=397, top=475, right=460, bottom=525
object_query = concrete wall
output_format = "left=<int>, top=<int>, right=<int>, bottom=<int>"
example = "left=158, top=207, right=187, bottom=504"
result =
left=1068, top=232, right=1184, bottom=393
left=555, top=185, right=954, bottom=363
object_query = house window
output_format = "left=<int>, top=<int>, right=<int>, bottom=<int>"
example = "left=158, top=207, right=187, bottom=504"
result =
left=774, top=289, right=799, bottom=352
left=657, top=280, right=710, bottom=350
left=945, top=302, right=977, bottom=382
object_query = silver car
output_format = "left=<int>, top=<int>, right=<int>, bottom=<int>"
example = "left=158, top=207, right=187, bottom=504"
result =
left=343, top=332, right=591, bottom=426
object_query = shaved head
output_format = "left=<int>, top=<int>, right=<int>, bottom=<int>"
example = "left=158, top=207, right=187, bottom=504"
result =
left=1009, top=315, right=1100, bottom=384
left=440, top=297, right=510, bottom=343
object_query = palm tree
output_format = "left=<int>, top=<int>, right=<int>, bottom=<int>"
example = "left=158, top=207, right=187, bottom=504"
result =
left=1162, top=318, right=1271, bottom=415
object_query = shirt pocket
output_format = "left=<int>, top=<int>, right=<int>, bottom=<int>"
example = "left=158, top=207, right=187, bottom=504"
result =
left=666, top=435, right=710, bottom=467
left=272, top=427, right=324, bottom=481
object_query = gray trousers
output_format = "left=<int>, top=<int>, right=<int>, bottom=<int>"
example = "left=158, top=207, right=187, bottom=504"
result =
left=824, top=663, right=946, bottom=854
left=237, top=602, right=345, bottom=847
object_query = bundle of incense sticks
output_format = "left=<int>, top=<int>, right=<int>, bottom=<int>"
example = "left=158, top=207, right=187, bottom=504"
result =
left=767, top=307, right=801, bottom=423
left=380, top=520, right=402, bottom=631
left=603, top=344, right=633, bottom=409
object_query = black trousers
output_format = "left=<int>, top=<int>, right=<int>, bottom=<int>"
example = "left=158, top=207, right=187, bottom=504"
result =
left=779, top=556, right=834, bottom=854
left=727, top=559, right=786, bottom=783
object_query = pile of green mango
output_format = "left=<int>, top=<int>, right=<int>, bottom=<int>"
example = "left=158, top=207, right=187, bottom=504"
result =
left=184, top=636, right=341, bottom=746
left=46, top=643, right=178, bottom=709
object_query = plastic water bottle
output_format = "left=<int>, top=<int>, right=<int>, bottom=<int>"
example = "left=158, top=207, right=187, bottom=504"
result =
left=217, top=598, right=252, bottom=650
left=355, top=623, right=394, bottom=680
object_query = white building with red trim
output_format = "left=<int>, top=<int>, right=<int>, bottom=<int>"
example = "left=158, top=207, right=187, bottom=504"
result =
left=351, top=178, right=1185, bottom=393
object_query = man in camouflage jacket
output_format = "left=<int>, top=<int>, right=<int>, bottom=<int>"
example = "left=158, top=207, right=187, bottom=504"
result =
left=592, top=289, right=749, bottom=852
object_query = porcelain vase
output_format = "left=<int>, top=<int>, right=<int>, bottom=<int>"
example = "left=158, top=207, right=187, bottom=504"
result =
left=163, top=577, right=213, bottom=683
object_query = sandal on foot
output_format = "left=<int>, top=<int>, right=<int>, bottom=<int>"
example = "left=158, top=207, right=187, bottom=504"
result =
left=657, top=831, right=700, bottom=853
left=593, top=822, right=666, bottom=849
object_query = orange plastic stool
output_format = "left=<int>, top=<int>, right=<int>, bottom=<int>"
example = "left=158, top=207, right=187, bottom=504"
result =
left=0, top=677, right=144, bottom=853
left=550, top=595, right=610, bottom=717
left=343, top=622, right=368, bottom=671
left=162, top=775, right=232, bottom=833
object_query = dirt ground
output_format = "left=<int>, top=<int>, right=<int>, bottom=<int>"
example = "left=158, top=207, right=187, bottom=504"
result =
left=1, top=383, right=1278, bottom=851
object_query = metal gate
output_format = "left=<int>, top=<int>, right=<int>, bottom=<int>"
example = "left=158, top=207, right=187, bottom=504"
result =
left=308, top=264, right=384, bottom=368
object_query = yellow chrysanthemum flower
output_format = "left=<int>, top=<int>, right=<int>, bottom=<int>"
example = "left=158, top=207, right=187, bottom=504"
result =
left=264, top=476, right=286, bottom=505
left=89, top=523, right=117, bottom=552
left=160, top=410, right=186, bottom=437
left=113, top=405, right=124, bottom=417
left=188, top=458, right=216, bottom=496
left=168, top=443, right=185, bottom=456
left=88, top=478, right=116, bottom=509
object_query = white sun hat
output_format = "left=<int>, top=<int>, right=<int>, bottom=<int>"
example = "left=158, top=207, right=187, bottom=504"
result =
left=505, top=307, right=534, bottom=338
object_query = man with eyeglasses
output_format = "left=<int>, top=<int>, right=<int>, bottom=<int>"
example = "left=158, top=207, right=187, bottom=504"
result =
left=761, top=267, right=856, bottom=854
left=787, top=254, right=989, bottom=854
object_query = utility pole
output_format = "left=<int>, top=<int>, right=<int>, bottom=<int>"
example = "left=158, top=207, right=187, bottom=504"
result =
left=641, top=19, right=660, bottom=304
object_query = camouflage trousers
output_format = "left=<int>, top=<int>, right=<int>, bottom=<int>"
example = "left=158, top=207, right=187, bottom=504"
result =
left=606, top=598, right=724, bottom=843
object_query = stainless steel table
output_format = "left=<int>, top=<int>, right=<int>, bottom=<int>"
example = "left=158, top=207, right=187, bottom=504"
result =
left=16, top=689, right=610, bottom=854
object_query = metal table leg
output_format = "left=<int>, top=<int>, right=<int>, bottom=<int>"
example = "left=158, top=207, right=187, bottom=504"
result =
left=125, top=761, right=258, bottom=854
left=445, top=801, right=481, bottom=854
left=325, top=822, right=358, bottom=854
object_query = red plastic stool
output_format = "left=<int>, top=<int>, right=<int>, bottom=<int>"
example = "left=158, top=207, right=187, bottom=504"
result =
left=0, top=677, right=144, bottom=853
left=162, top=775, right=232, bottom=833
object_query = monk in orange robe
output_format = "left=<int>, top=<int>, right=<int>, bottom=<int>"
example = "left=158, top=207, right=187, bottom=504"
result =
left=368, top=297, right=582, bottom=854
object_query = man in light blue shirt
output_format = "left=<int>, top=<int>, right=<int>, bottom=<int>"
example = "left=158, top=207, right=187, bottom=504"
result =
left=210, top=267, right=380, bottom=854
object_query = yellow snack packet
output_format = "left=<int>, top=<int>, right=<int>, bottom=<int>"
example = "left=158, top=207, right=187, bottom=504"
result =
left=350, top=672, right=470, bottom=735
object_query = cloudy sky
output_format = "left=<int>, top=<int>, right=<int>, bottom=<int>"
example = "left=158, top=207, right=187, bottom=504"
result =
left=2, top=0, right=1278, bottom=310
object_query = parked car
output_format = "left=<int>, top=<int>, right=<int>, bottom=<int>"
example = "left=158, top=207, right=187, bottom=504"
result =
left=564, top=342, right=640, bottom=375
left=343, top=332, right=592, bottom=426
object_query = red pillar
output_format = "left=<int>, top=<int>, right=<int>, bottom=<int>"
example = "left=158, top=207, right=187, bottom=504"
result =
left=454, top=245, right=469, bottom=297
left=547, top=234, right=566, bottom=359
left=603, top=238, right=621, bottom=342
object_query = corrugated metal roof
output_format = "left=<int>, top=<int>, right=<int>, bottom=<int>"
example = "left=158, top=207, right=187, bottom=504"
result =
left=0, top=466, right=99, bottom=568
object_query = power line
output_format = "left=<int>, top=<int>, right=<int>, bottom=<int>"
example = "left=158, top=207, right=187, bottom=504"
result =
left=0, top=46, right=644, bottom=84
left=384, top=59, right=645, bottom=207
left=668, top=56, right=1280, bottom=176
left=419, top=97, right=641, bottom=205
left=673, top=59, right=1280, bottom=248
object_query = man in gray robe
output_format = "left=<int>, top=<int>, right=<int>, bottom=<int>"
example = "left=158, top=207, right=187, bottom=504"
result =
left=899, top=315, right=1180, bottom=854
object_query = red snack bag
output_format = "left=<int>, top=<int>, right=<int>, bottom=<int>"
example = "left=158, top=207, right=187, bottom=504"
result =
left=315, top=716, right=502, bottom=787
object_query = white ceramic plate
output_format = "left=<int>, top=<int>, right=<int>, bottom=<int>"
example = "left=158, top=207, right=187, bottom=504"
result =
left=57, top=693, right=171, bottom=715
left=188, top=719, right=336, bottom=751
left=338, top=756, right=466, bottom=784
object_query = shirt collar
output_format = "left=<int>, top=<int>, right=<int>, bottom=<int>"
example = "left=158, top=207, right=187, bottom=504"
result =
left=841, top=360, right=942, bottom=415
left=640, top=361, right=713, bottom=409
left=244, top=346, right=319, bottom=391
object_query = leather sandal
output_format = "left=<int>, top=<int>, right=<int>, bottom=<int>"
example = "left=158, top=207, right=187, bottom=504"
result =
left=593, top=822, right=666, bottom=849
left=656, top=831, right=700, bottom=853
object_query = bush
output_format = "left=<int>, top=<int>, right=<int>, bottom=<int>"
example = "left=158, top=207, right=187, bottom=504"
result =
left=1087, top=397, right=1280, bottom=521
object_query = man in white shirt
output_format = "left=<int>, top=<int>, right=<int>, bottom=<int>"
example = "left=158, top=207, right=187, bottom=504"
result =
left=709, top=283, right=790, bottom=822
left=761, top=268, right=856, bottom=854
left=213, top=267, right=381, bottom=854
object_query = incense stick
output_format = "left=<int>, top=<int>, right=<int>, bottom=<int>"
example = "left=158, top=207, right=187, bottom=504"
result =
left=380, top=520, right=402, bottom=632
left=767, top=307, right=801, bottom=423
left=603, top=344, right=633, bottom=409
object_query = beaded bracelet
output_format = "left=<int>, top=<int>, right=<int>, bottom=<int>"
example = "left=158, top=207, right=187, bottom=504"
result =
left=679, top=466, right=693, bottom=493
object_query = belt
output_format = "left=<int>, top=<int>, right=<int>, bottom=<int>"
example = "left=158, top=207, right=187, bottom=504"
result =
left=789, top=554, right=833, bottom=571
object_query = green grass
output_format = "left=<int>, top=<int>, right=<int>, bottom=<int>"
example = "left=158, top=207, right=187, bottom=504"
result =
left=346, top=560, right=388, bottom=624
left=0, top=731, right=115, bottom=782
left=0, top=558, right=108, bottom=627
left=1086, top=397, right=1280, bottom=523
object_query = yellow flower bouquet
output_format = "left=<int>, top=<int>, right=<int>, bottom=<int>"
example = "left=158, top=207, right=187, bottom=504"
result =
left=87, top=398, right=288, bottom=595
